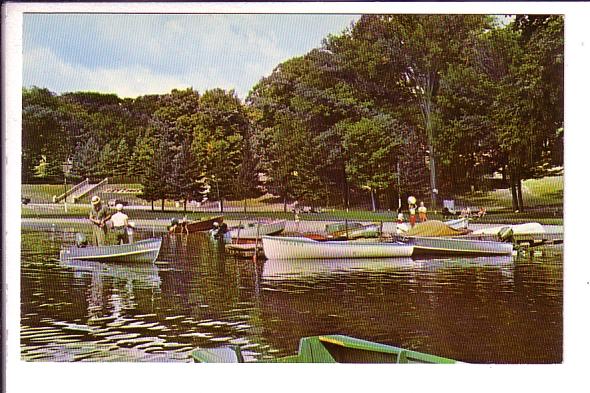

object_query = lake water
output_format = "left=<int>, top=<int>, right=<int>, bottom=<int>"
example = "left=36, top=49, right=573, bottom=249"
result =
left=21, top=228, right=563, bottom=363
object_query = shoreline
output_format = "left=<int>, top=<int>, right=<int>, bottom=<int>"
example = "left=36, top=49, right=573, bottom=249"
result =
left=21, top=217, right=564, bottom=235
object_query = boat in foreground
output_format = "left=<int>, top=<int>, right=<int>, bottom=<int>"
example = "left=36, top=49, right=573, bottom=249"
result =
left=60, top=238, right=162, bottom=263
left=262, top=235, right=413, bottom=260
left=230, top=219, right=286, bottom=241
left=191, top=334, right=459, bottom=363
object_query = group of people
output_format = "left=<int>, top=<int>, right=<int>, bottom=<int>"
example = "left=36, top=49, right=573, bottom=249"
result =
left=88, top=195, right=133, bottom=246
left=397, top=196, right=428, bottom=228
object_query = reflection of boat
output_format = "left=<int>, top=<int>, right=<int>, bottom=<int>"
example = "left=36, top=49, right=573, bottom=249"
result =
left=60, top=259, right=161, bottom=287
left=60, top=238, right=162, bottom=263
left=263, top=255, right=513, bottom=279
left=326, top=222, right=381, bottom=240
left=262, top=258, right=416, bottom=279
left=230, top=220, right=286, bottom=241
left=171, top=216, right=223, bottom=233
left=191, top=335, right=459, bottom=363
left=262, top=236, right=413, bottom=260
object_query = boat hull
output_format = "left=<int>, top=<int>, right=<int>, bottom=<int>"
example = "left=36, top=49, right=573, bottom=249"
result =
left=173, top=216, right=223, bottom=233
left=408, top=236, right=513, bottom=256
left=60, top=238, right=162, bottom=263
left=192, top=335, right=458, bottom=364
left=262, top=236, right=413, bottom=260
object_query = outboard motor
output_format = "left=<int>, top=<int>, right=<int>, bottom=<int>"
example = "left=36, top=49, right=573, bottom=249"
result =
left=75, top=233, right=88, bottom=248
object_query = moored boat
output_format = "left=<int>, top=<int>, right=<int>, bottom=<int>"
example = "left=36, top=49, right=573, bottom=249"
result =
left=230, top=219, right=286, bottom=241
left=60, top=237, right=162, bottom=263
left=405, top=236, right=514, bottom=256
left=261, top=236, right=413, bottom=260
left=397, top=219, right=470, bottom=235
left=191, top=334, right=459, bottom=363
left=170, top=216, right=223, bottom=233
left=471, top=222, right=545, bottom=238
left=326, top=222, right=381, bottom=240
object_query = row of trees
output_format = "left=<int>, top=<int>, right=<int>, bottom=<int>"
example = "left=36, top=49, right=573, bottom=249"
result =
left=22, top=14, right=563, bottom=211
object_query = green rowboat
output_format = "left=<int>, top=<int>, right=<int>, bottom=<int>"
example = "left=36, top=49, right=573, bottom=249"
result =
left=60, top=238, right=162, bottom=263
left=191, top=335, right=458, bottom=363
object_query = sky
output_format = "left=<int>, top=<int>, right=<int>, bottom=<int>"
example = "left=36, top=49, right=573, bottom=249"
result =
left=23, top=13, right=359, bottom=100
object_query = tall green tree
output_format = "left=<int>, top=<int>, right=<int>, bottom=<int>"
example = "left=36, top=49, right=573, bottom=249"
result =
left=190, top=89, right=250, bottom=212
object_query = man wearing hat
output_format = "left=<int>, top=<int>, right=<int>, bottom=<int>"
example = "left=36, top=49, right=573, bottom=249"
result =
left=89, top=196, right=110, bottom=246
left=111, top=203, right=130, bottom=245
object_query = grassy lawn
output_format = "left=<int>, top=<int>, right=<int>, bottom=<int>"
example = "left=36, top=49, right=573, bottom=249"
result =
left=21, top=175, right=563, bottom=225
left=21, top=184, right=69, bottom=203
left=460, top=175, right=563, bottom=210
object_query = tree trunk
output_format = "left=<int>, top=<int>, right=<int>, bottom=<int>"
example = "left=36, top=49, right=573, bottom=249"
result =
left=151, top=201, right=154, bottom=211
left=370, top=189, right=376, bottom=212
left=509, top=169, right=519, bottom=212
left=220, top=199, right=224, bottom=213
left=183, top=200, right=187, bottom=212
left=243, top=198, right=247, bottom=213
left=161, top=199, right=165, bottom=211
left=516, top=177, right=525, bottom=212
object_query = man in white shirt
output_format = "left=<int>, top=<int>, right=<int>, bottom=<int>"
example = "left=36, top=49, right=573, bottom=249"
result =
left=111, top=203, right=130, bottom=244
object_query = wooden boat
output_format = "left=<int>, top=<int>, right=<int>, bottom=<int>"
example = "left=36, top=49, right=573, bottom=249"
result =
left=191, top=335, right=459, bottom=363
left=262, top=236, right=413, bottom=260
left=326, top=222, right=381, bottom=240
left=403, top=236, right=514, bottom=256
left=225, top=243, right=265, bottom=259
left=230, top=219, right=286, bottom=241
left=60, top=238, right=162, bottom=263
left=170, top=216, right=223, bottom=233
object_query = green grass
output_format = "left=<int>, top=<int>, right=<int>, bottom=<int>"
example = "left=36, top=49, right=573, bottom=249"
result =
left=460, top=175, right=563, bottom=209
left=22, top=184, right=69, bottom=203
left=22, top=175, right=563, bottom=225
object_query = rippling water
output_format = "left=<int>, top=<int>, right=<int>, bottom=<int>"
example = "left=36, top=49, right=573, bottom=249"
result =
left=21, top=229, right=562, bottom=363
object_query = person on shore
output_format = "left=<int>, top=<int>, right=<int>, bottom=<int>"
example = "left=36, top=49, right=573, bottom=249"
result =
left=111, top=203, right=130, bottom=245
left=408, top=196, right=417, bottom=228
left=418, top=201, right=428, bottom=222
left=89, top=196, right=110, bottom=246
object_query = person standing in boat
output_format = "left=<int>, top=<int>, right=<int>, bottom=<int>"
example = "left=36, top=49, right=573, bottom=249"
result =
left=89, top=196, right=110, bottom=246
left=111, top=203, right=130, bottom=245
left=418, top=201, right=428, bottom=222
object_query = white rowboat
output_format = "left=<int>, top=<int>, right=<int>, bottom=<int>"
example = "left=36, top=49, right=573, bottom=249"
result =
left=262, top=236, right=413, bottom=260
left=230, top=220, right=286, bottom=240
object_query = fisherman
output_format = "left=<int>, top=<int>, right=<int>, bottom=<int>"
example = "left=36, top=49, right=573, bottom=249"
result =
left=418, top=201, right=428, bottom=222
left=89, top=196, right=110, bottom=246
left=111, top=203, right=130, bottom=245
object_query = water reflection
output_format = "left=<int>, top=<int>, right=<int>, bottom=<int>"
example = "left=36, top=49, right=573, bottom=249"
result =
left=21, top=229, right=562, bottom=363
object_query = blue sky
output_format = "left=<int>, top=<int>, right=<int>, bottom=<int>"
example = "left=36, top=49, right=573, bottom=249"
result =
left=23, top=14, right=359, bottom=99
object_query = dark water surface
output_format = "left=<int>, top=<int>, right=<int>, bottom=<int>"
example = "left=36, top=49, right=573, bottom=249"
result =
left=21, top=229, right=563, bottom=363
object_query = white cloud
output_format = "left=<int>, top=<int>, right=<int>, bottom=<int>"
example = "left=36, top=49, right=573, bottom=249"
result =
left=22, top=14, right=359, bottom=99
